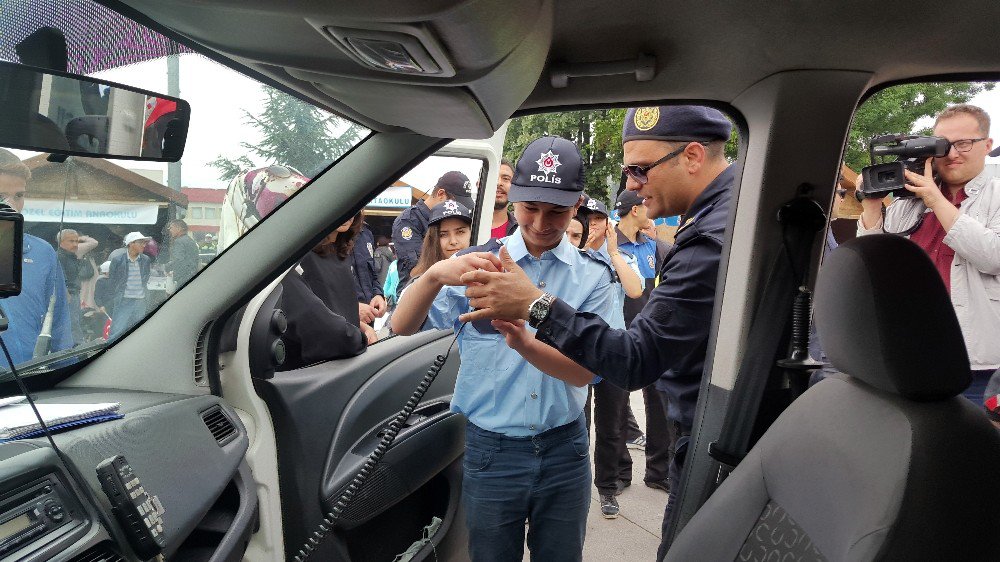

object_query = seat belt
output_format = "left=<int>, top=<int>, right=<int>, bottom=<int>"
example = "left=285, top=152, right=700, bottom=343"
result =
left=707, top=196, right=825, bottom=484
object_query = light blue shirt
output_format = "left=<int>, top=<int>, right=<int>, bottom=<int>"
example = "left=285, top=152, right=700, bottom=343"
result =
left=424, top=229, right=614, bottom=436
left=597, top=242, right=638, bottom=331
left=124, top=255, right=144, bottom=299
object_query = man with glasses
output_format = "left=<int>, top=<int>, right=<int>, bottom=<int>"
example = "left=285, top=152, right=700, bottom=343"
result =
left=458, top=106, right=734, bottom=559
left=858, top=104, right=1000, bottom=405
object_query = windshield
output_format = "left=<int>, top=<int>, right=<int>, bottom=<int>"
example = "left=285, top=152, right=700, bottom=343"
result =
left=0, top=0, right=369, bottom=375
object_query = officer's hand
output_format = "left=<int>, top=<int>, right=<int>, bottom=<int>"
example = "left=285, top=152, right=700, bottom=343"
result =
left=370, top=295, right=387, bottom=318
left=904, top=159, right=945, bottom=208
left=360, top=322, right=378, bottom=345
left=492, top=319, right=532, bottom=351
left=359, top=302, right=375, bottom=324
left=460, top=246, right=542, bottom=322
left=428, top=252, right=502, bottom=286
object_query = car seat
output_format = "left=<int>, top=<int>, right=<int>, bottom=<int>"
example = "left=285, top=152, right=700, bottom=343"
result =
left=665, top=234, right=1000, bottom=561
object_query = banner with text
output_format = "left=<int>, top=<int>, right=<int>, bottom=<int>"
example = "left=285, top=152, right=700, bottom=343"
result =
left=23, top=200, right=161, bottom=224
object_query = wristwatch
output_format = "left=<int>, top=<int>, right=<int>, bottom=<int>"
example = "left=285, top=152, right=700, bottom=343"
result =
left=528, top=292, right=557, bottom=329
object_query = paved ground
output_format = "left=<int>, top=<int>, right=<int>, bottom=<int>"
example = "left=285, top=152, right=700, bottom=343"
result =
left=523, top=391, right=667, bottom=561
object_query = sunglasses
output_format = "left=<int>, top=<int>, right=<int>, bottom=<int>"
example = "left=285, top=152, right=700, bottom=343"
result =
left=622, top=142, right=708, bottom=185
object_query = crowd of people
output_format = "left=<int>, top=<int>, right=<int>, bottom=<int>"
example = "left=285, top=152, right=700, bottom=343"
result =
left=0, top=147, right=207, bottom=364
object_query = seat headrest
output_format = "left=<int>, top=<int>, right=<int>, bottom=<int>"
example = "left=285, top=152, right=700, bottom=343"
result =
left=814, top=234, right=970, bottom=400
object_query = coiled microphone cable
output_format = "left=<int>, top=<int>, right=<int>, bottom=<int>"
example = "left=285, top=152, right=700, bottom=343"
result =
left=294, top=324, right=465, bottom=561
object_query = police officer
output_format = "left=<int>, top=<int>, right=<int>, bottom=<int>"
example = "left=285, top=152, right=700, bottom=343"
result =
left=459, top=106, right=734, bottom=560
left=350, top=220, right=387, bottom=323
left=392, top=170, right=475, bottom=298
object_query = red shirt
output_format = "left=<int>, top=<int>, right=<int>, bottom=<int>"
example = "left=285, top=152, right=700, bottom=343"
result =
left=908, top=187, right=967, bottom=294
left=490, top=221, right=509, bottom=240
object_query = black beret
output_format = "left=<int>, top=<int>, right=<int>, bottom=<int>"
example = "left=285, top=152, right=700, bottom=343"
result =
left=623, top=105, right=732, bottom=143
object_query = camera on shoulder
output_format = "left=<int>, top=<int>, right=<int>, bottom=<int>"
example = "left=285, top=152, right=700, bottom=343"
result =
left=857, top=135, right=951, bottom=201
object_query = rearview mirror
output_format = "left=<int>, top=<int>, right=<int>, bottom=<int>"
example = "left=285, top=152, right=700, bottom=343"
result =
left=0, top=61, right=190, bottom=161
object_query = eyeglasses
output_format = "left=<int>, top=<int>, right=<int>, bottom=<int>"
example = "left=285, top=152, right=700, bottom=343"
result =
left=948, top=138, right=987, bottom=153
left=622, top=142, right=708, bottom=185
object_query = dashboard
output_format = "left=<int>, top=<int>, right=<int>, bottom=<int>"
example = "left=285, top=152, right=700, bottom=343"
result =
left=0, top=388, right=253, bottom=561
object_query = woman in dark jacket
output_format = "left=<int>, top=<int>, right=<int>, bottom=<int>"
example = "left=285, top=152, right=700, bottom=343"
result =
left=278, top=212, right=376, bottom=371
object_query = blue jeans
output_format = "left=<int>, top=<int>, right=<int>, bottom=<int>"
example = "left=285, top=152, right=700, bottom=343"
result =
left=463, top=415, right=591, bottom=562
left=110, top=297, right=146, bottom=339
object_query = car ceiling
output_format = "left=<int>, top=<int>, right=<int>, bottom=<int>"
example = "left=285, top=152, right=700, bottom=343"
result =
left=113, top=0, right=1000, bottom=138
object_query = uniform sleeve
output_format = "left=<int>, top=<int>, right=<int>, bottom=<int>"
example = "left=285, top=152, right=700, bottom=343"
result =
left=536, top=236, right=721, bottom=391
left=422, top=285, right=468, bottom=332
left=392, top=214, right=423, bottom=290
left=281, top=273, right=366, bottom=363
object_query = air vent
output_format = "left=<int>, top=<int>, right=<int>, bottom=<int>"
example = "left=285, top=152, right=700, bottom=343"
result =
left=193, top=322, right=211, bottom=387
left=202, top=405, right=237, bottom=446
left=66, top=542, right=125, bottom=562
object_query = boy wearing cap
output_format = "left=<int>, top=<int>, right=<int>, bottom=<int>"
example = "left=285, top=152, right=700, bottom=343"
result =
left=392, top=137, right=614, bottom=562
left=108, top=232, right=152, bottom=338
left=392, top=170, right=475, bottom=299
left=459, top=106, right=735, bottom=557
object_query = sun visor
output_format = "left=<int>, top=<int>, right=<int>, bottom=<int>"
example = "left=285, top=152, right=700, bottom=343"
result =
left=309, top=78, right=492, bottom=139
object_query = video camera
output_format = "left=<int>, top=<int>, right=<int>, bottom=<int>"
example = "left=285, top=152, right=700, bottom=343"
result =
left=856, top=135, right=951, bottom=200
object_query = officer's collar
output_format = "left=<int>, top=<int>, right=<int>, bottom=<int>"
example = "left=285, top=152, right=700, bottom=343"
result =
left=503, top=227, right=576, bottom=265
left=680, top=164, right=735, bottom=226
left=614, top=224, right=648, bottom=247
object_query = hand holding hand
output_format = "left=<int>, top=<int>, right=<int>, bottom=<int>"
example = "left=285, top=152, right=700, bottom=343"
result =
left=459, top=246, right=542, bottom=322
left=370, top=295, right=387, bottom=318
left=358, top=302, right=375, bottom=325
left=428, top=252, right=503, bottom=286
left=492, top=319, right=533, bottom=351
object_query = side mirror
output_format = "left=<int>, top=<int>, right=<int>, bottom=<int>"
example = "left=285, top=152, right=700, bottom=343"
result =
left=0, top=61, right=190, bottom=161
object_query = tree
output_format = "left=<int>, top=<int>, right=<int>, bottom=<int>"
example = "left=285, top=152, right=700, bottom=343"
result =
left=845, top=82, right=993, bottom=171
left=211, top=89, right=365, bottom=182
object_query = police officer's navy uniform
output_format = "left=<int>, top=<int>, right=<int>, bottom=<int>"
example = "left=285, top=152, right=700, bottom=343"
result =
left=351, top=224, right=384, bottom=305
left=391, top=200, right=431, bottom=299
left=531, top=105, right=734, bottom=559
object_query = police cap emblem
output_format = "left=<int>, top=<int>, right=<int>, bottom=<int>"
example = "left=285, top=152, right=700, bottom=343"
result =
left=633, top=107, right=660, bottom=131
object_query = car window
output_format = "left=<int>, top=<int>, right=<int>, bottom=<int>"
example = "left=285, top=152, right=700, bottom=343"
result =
left=824, top=80, right=1000, bottom=418
left=0, top=0, right=369, bottom=374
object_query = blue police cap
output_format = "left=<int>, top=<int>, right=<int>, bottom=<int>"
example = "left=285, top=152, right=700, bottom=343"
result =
left=579, top=195, right=608, bottom=217
left=623, top=105, right=732, bottom=143
left=509, top=136, right=585, bottom=207
left=614, top=189, right=645, bottom=213
left=428, top=199, right=473, bottom=227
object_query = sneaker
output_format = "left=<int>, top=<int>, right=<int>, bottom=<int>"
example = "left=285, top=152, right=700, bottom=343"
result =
left=600, top=494, right=620, bottom=519
left=626, top=434, right=646, bottom=450
left=615, top=479, right=631, bottom=496
left=645, top=479, right=670, bottom=493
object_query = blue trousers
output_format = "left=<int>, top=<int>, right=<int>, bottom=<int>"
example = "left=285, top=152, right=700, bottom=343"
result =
left=110, top=298, right=146, bottom=339
left=462, top=415, right=591, bottom=562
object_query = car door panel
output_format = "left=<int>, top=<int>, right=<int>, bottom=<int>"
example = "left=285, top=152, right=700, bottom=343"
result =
left=255, top=329, right=463, bottom=560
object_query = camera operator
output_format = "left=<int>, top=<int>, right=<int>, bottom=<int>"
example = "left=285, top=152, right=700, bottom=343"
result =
left=857, top=104, right=1000, bottom=404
